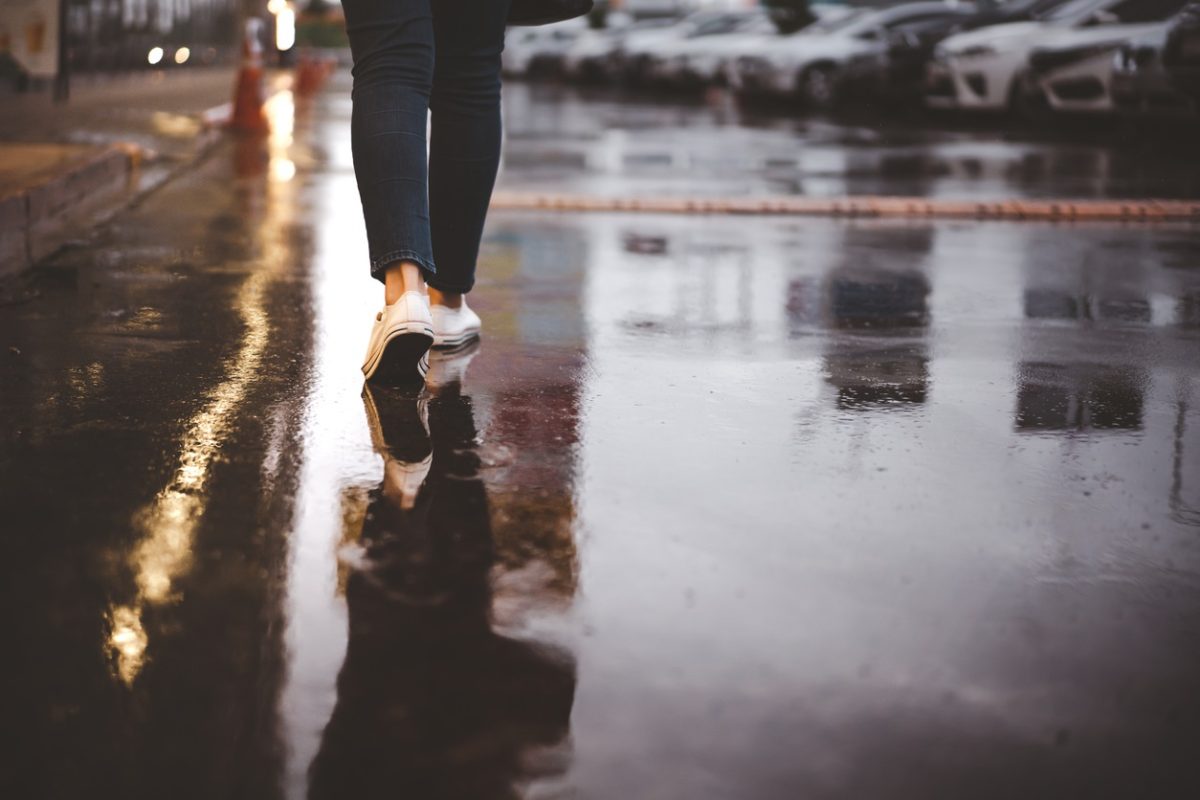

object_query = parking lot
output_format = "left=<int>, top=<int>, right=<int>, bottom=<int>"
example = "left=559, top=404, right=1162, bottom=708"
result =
left=2, top=2, right=1199, bottom=798
left=503, top=1, right=1200, bottom=135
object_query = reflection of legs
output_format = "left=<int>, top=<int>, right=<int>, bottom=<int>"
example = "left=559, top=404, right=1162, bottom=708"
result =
left=342, top=0, right=436, bottom=301
left=427, top=0, right=512, bottom=304
left=310, top=380, right=576, bottom=798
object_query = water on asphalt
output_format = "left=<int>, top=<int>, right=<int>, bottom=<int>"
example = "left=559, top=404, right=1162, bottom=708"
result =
left=1, top=84, right=1199, bottom=799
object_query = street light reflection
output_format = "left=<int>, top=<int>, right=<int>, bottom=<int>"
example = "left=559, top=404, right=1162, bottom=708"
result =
left=267, top=89, right=296, bottom=183
left=271, top=157, right=297, bottom=183
left=108, top=271, right=271, bottom=686
left=107, top=606, right=148, bottom=687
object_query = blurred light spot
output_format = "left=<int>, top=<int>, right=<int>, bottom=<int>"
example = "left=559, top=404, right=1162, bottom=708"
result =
left=151, top=111, right=201, bottom=138
left=108, top=606, right=147, bottom=687
left=147, top=46, right=164, bottom=66
left=266, top=89, right=295, bottom=148
left=276, top=8, right=296, bottom=51
left=174, top=46, right=190, bottom=65
left=271, top=157, right=297, bottom=183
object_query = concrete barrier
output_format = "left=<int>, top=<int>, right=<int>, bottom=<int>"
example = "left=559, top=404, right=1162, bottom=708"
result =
left=0, top=144, right=137, bottom=278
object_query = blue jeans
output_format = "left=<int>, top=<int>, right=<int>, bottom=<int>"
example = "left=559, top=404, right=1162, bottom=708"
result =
left=342, top=0, right=511, bottom=293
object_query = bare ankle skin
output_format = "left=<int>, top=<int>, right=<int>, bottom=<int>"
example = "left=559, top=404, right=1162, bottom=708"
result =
left=383, top=261, right=426, bottom=305
left=428, top=286, right=464, bottom=309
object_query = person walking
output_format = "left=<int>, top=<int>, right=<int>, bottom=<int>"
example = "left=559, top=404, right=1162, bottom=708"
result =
left=347, top=0, right=510, bottom=384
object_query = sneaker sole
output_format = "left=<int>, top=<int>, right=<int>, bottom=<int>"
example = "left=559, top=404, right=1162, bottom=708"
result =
left=432, top=329, right=481, bottom=349
left=364, top=323, right=434, bottom=385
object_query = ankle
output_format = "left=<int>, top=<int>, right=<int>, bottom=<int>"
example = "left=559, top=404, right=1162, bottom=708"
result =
left=383, top=261, right=426, bottom=305
left=428, top=287, right=464, bottom=309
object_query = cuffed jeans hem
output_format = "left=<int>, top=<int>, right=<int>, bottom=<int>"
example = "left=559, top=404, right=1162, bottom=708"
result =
left=369, top=249, right=437, bottom=285
left=424, top=274, right=475, bottom=294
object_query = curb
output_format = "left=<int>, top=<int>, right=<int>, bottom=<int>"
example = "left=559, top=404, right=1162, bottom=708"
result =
left=0, top=144, right=138, bottom=279
left=0, top=98, right=241, bottom=280
left=489, top=192, right=1200, bottom=224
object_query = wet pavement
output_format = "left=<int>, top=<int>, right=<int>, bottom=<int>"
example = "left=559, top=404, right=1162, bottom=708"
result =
left=499, top=82, right=1200, bottom=200
left=2, top=81, right=1200, bottom=799
left=1, top=69, right=238, bottom=158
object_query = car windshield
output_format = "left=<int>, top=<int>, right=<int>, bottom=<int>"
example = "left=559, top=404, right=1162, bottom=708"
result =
left=804, top=9, right=872, bottom=34
left=681, top=11, right=731, bottom=32
left=1036, top=0, right=1109, bottom=21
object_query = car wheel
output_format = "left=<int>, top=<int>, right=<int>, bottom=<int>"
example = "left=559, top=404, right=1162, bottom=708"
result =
left=800, top=64, right=839, bottom=109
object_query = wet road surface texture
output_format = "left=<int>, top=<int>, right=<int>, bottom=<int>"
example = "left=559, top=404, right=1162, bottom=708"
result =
left=498, top=82, right=1200, bottom=200
left=2, top=83, right=1200, bottom=799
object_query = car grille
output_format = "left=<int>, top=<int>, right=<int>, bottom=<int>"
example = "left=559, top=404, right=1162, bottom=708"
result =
left=1030, top=50, right=1086, bottom=75
left=1048, top=76, right=1105, bottom=101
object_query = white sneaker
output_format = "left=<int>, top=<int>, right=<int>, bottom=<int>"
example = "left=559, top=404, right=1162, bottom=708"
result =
left=362, top=291, right=435, bottom=383
left=430, top=300, right=482, bottom=349
left=426, top=340, right=480, bottom=391
left=362, top=386, right=432, bottom=511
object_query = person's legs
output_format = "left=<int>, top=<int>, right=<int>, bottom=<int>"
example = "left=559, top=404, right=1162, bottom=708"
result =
left=342, top=0, right=436, bottom=301
left=427, top=0, right=512, bottom=306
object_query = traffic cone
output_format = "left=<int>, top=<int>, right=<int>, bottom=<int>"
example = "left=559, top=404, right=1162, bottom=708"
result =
left=294, top=50, right=321, bottom=97
left=230, top=18, right=270, bottom=135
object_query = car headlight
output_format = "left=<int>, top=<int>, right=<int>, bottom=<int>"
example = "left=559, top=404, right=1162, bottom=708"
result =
left=1113, top=46, right=1137, bottom=74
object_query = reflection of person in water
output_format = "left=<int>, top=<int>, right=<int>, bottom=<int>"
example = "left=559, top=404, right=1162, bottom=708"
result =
left=308, top=363, right=576, bottom=799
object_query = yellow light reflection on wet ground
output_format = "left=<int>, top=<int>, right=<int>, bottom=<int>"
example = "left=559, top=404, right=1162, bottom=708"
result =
left=109, top=271, right=270, bottom=685
left=267, top=89, right=297, bottom=184
left=108, top=76, right=300, bottom=688
left=107, top=605, right=149, bottom=687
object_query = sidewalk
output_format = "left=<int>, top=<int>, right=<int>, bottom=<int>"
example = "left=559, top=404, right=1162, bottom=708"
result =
left=0, top=68, right=248, bottom=279
left=2, top=75, right=1199, bottom=799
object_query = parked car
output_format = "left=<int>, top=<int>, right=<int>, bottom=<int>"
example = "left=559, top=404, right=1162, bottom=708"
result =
left=1110, top=21, right=1199, bottom=114
left=614, top=9, right=768, bottom=85
left=927, top=0, right=1190, bottom=112
left=1027, top=18, right=1179, bottom=112
left=729, top=2, right=979, bottom=108
left=647, top=14, right=781, bottom=88
left=841, top=0, right=1075, bottom=107
left=561, top=15, right=672, bottom=83
left=1162, top=1, right=1200, bottom=100
left=502, top=18, right=589, bottom=78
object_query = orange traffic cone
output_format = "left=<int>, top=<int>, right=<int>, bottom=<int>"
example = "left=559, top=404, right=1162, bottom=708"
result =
left=294, top=50, right=322, bottom=97
left=230, top=18, right=270, bottom=135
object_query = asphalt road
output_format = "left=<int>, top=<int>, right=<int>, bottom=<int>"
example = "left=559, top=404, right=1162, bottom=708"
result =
left=1, top=82, right=1199, bottom=799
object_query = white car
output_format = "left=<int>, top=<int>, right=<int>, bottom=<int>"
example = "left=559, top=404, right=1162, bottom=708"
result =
left=1028, top=19, right=1177, bottom=111
left=648, top=15, right=780, bottom=86
left=928, top=0, right=1190, bottom=111
left=616, top=10, right=767, bottom=83
left=729, top=2, right=979, bottom=106
left=560, top=14, right=666, bottom=82
left=502, top=18, right=589, bottom=78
